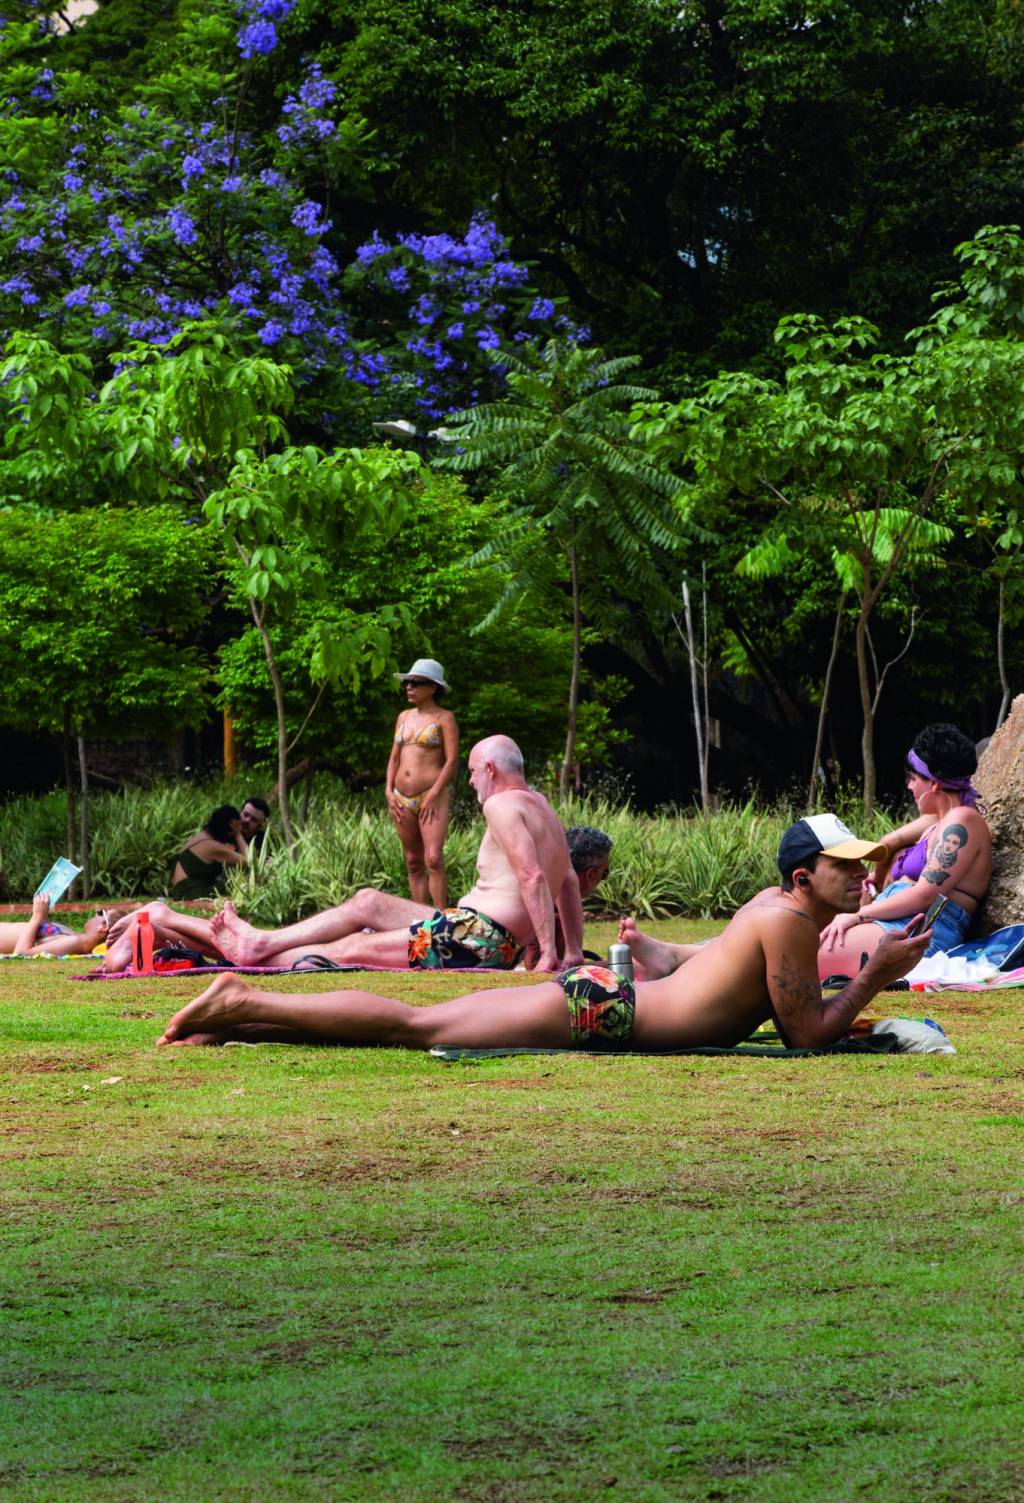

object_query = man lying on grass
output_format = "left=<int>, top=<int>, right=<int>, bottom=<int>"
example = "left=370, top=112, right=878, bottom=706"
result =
left=105, top=813, right=611, bottom=976
left=620, top=813, right=953, bottom=986
left=159, top=815, right=930, bottom=1052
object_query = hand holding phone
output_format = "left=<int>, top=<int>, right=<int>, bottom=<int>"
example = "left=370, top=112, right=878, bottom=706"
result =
left=904, top=912, right=927, bottom=935
left=924, top=896, right=950, bottom=928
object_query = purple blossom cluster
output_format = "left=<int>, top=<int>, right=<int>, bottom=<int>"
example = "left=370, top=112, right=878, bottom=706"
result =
left=278, top=64, right=338, bottom=148
left=0, top=92, right=347, bottom=358
left=350, top=215, right=570, bottom=419
left=0, top=38, right=573, bottom=429
left=236, top=0, right=295, bottom=58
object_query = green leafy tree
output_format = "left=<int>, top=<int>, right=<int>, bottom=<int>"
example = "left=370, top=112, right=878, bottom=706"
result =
left=644, top=295, right=1024, bottom=812
left=442, top=339, right=685, bottom=796
left=204, top=442, right=421, bottom=844
left=0, top=322, right=422, bottom=843
left=322, top=0, right=1024, bottom=380
left=0, top=505, right=216, bottom=894
left=215, top=472, right=578, bottom=792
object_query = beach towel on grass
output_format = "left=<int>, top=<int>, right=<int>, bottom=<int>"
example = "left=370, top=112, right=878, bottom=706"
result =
left=904, top=924, right=1024, bottom=990
left=430, top=1018, right=954, bottom=1061
left=72, top=959, right=520, bottom=981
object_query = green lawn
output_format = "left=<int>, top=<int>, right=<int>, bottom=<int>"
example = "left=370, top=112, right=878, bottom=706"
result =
left=2, top=918, right=1023, bottom=1502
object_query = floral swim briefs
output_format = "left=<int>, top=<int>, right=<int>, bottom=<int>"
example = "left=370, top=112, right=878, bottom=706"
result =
left=408, top=907, right=524, bottom=970
left=557, top=963, right=636, bottom=1050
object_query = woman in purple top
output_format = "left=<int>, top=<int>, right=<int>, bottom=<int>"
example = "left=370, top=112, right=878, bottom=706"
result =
left=870, top=814, right=937, bottom=889
left=819, top=723, right=991, bottom=977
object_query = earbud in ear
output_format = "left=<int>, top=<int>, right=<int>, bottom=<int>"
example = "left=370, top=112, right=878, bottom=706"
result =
left=796, top=873, right=810, bottom=889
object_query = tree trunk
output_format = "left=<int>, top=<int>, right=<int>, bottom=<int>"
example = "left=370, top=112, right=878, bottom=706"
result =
left=807, top=592, right=847, bottom=811
left=995, top=574, right=1011, bottom=731
left=253, top=610, right=294, bottom=849
left=77, top=731, right=91, bottom=900
left=681, top=579, right=708, bottom=812
left=560, top=537, right=581, bottom=800
left=854, top=590, right=876, bottom=817
left=62, top=710, right=77, bottom=896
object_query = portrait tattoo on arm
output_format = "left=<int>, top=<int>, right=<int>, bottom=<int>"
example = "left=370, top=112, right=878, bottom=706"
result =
left=924, top=822, right=969, bottom=887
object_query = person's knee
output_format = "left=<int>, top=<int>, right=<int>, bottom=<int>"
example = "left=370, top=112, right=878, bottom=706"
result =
left=402, top=1008, right=438, bottom=1048
left=350, top=887, right=384, bottom=921
left=404, top=854, right=426, bottom=877
left=424, top=854, right=445, bottom=875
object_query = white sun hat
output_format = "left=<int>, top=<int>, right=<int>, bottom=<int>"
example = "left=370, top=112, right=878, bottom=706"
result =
left=395, top=658, right=449, bottom=690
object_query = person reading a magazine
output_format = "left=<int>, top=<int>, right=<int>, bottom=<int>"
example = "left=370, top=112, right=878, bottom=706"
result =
left=0, top=895, right=127, bottom=957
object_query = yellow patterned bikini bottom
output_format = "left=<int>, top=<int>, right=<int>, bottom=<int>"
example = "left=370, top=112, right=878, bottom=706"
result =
left=392, top=787, right=425, bottom=814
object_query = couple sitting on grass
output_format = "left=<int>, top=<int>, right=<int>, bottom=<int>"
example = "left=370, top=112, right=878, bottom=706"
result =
left=159, top=809, right=934, bottom=1055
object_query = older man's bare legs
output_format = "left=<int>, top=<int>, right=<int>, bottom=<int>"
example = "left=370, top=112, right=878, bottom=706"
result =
left=101, top=901, right=219, bottom=972
left=158, top=971, right=571, bottom=1050
left=211, top=891, right=431, bottom=965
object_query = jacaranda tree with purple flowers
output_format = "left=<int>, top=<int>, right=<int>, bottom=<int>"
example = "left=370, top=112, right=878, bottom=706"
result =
left=0, top=0, right=572, bottom=439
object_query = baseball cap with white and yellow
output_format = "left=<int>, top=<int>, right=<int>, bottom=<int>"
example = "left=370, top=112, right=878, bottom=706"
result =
left=777, top=813, right=887, bottom=875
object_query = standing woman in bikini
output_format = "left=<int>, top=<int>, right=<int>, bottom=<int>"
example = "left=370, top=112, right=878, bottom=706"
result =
left=385, top=658, right=460, bottom=908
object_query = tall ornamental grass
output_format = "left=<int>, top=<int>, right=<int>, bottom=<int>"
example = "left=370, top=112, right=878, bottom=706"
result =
left=0, top=781, right=899, bottom=922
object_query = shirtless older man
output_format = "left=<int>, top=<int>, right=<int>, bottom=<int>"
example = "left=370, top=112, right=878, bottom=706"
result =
left=208, top=736, right=583, bottom=973
left=159, top=813, right=930, bottom=1051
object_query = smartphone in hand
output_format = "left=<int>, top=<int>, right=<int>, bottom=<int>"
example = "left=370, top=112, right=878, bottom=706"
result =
left=924, top=896, right=950, bottom=928
left=904, top=912, right=927, bottom=935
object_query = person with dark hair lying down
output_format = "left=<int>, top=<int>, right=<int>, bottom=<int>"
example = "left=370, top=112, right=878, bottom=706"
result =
left=159, top=815, right=930, bottom=1052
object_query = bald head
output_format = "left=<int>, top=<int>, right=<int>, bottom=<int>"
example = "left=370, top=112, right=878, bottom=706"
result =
left=472, top=735, right=524, bottom=775
left=468, top=736, right=526, bottom=804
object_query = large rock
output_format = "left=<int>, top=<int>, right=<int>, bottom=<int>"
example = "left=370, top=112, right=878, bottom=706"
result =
left=975, top=694, right=1024, bottom=932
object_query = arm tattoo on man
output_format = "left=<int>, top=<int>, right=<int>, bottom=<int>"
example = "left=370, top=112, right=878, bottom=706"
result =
left=771, top=954, right=823, bottom=1017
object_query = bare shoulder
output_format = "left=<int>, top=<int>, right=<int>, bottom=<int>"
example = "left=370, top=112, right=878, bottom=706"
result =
left=730, top=895, right=817, bottom=967
left=484, top=788, right=560, bottom=840
left=737, top=899, right=815, bottom=931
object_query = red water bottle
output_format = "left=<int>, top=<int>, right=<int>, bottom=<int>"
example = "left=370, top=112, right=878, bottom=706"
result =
left=134, top=910, right=155, bottom=974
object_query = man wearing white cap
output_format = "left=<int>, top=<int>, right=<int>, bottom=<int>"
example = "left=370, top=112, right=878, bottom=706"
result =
left=210, top=735, right=583, bottom=974
left=162, top=812, right=933, bottom=1051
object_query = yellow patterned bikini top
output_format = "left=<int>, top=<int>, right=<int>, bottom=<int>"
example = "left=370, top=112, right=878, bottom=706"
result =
left=394, top=714, right=443, bottom=748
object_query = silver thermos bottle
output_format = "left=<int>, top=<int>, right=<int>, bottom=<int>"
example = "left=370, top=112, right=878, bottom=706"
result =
left=607, top=943, right=634, bottom=983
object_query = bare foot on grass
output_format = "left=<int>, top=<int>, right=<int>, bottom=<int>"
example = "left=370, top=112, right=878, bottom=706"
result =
left=158, top=972, right=258, bottom=1045
left=160, top=1030, right=231, bottom=1047
left=617, top=915, right=696, bottom=980
left=210, top=901, right=270, bottom=965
